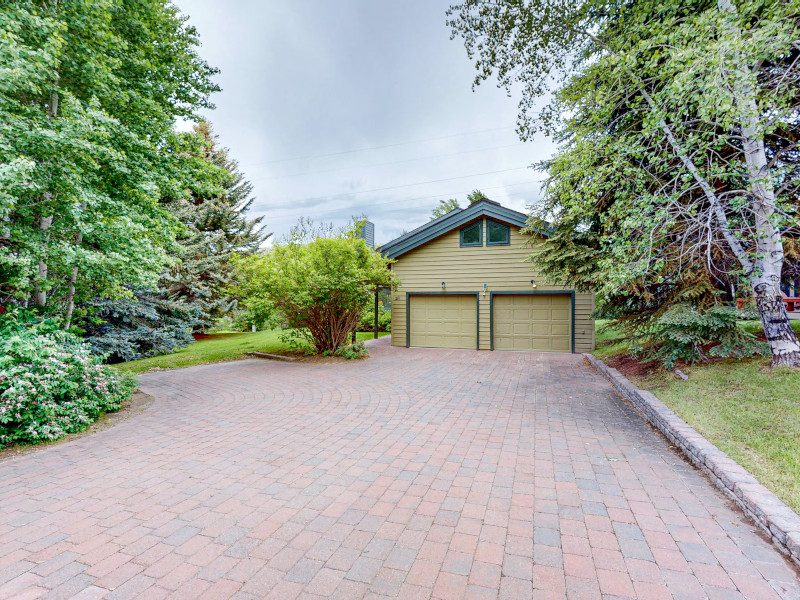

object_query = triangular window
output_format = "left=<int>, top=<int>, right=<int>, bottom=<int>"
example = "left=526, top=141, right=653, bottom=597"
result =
left=487, top=220, right=510, bottom=246
left=459, top=222, right=482, bottom=247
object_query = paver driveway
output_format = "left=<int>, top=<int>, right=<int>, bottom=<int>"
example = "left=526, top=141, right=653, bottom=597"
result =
left=1, top=338, right=798, bottom=600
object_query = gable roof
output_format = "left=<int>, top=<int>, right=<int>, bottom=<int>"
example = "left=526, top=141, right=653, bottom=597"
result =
left=380, top=199, right=531, bottom=259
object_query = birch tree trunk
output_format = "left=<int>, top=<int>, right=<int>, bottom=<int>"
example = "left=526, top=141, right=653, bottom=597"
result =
left=741, top=119, right=800, bottom=366
left=34, top=89, right=60, bottom=309
left=33, top=214, right=53, bottom=307
left=63, top=201, right=86, bottom=328
left=719, top=0, right=800, bottom=367
left=63, top=231, right=83, bottom=328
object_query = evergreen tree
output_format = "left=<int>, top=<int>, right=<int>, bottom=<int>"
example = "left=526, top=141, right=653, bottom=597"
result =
left=82, top=122, right=269, bottom=359
left=160, top=122, right=269, bottom=329
left=81, top=292, right=202, bottom=363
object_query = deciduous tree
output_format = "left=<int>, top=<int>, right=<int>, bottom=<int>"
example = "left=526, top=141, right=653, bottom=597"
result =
left=233, top=224, right=395, bottom=354
left=0, top=0, right=218, bottom=321
left=449, top=0, right=800, bottom=366
left=431, top=198, right=461, bottom=220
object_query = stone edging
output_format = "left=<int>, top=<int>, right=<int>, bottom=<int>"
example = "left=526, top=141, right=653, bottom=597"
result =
left=584, top=353, right=800, bottom=567
left=245, top=351, right=297, bottom=362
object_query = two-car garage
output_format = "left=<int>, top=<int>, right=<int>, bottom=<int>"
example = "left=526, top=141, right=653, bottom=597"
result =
left=407, top=293, right=573, bottom=352
left=381, top=199, right=595, bottom=354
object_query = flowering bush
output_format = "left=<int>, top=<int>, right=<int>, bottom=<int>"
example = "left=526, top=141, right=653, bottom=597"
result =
left=0, top=318, right=137, bottom=447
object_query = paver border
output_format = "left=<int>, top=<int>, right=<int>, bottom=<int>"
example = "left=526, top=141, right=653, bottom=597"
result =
left=584, top=352, right=800, bottom=567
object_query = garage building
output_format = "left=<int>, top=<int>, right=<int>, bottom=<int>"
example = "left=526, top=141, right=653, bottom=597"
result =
left=380, top=199, right=594, bottom=353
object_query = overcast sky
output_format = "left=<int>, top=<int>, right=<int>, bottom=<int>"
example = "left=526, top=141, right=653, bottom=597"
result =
left=174, top=0, right=556, bottom=245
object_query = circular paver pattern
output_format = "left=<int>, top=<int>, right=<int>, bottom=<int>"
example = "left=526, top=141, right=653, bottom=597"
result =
left=0, top=338, right=798, bottom=599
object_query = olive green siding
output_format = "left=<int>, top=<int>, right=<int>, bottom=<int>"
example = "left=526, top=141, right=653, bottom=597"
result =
left=390, top=220, right=595, bottom=352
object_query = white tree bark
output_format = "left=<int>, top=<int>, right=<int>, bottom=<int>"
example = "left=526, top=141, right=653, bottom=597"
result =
left=64, top=202, right=86, bottom=329
left=34, top=214, right=53, bottom=307
left=718, top=0, right=800, bottom=367
left=35, top=89, right=59, bottom=309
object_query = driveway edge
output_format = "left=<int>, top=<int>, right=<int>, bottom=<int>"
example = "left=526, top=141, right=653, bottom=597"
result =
left=584, top=352, right=800, bottom=567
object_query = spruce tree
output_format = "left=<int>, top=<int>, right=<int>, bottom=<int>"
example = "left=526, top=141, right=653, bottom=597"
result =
left=161, top=122, right=269, bottom=329
left=83, top=122, right=269, bottom=359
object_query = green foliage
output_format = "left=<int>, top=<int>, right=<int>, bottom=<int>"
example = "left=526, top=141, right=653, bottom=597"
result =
left=0, top=0, right=218, bottom=316
left=431, top=190, right=488, bottom=220
left=357, top=302, right=391, bottom=332
left=642, top=304, right=768, bottom=369
left=81, top=122, right=268, bottom=360
left=431, top=198, right=461, bottom=220
left=0, top=312, right=137, bottom=447
left=466, top=189, right=487, bottom=204
left=233, top=224, right=396, bottom=354
left=80, top=291, right=201, bottom=363
left=335, top=341, right=368, bottom=360
left=449, top=0, right=800, bottom=362
left=278, top=328, right=310, bottom=353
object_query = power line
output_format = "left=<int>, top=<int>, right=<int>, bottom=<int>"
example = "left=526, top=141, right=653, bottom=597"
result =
left=249, top=142, right=527, bottom=182
left=264, top=165, right=535, bottom=210
left=264, top=180, right=543, bottom=223
left=239, top=125, right=517, bottom=168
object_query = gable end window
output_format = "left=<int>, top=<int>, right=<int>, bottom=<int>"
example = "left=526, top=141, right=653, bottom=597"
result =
left=459, top=222, right=482, bottom=247
left=487, top=220, right=510, bottom=246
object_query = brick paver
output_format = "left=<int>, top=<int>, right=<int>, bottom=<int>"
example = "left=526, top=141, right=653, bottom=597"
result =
left=1, top=338, right=798, bottom=599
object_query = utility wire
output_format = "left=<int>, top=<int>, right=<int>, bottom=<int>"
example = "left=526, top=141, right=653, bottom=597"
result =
left=250, top=142, right=527, bottom=182
left=265, top=180, right=542, bottom=223
left=239, top=125, right=517, bottom=168
left=265, top=165, right=534, bottom=210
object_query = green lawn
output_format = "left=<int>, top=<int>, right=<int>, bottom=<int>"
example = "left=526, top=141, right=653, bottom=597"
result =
left=592, top=318, right=800, bottom=512
left=115, top=330, right=390, bottom=374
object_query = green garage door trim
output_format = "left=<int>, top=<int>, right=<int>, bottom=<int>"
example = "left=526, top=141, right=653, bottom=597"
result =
left=489, top=291, right=575, bottom=353
left=406, top=292, right=480, bottom=350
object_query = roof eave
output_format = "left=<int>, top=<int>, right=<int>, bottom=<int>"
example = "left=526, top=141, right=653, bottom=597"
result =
left=381, top=200, right=541, bottom=260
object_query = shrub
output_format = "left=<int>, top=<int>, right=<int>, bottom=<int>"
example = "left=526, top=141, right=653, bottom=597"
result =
left=642, top=304, right=768, bottom=369
left=80, top=291, right=201, bottom=363
left=357, top=303, right=391, bottom=332
left=335, top=341, right=369, bottom=360
left=0, top=315, right=137, bottom=447
left=233, top=224, right=396, bottom=354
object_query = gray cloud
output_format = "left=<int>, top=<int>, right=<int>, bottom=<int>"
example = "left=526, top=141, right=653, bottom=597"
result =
left=175, top=0, right=556, bottom=245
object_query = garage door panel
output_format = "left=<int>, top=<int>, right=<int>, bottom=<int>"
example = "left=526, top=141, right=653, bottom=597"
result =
left=551, top=323, right=571, bottom=336
left=410, top=295, right=477, bottom=349
left=493, top=294, right=572, bottom=352
left=552, top=338, right=571, bottom=352
left=528, top=337, right=553, bottom=351
left=513, top=338, right=530, bottom=350
left=495, top=323, right=513, bottom=336
left=531, top=323, right=553, bottom=336
left=552, top=308, right=571, bottom=320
